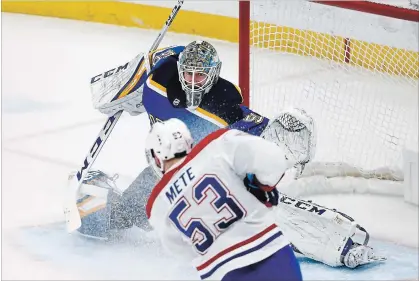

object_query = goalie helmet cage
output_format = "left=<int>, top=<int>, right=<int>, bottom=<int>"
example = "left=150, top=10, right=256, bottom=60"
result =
left=238, top=0, right=419, bottom=189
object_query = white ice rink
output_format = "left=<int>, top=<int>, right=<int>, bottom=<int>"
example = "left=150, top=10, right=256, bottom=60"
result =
left=2, top=13, right=418, bottom=280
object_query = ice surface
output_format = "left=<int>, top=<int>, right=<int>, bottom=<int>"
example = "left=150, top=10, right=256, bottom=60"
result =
left=2, top=13, right=418, bottom=280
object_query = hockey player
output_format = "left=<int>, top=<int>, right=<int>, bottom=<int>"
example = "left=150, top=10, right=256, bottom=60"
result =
left=69, top=40, right=384, bottom=269
left=145, top=118, right=303, bottom=281
left=80, top=40, right=283, bottom=237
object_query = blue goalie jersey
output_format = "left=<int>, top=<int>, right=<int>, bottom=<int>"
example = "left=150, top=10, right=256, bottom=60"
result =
left=78, top=45, right=272, bottom=239
left=142, top=46, right=253, bottom=142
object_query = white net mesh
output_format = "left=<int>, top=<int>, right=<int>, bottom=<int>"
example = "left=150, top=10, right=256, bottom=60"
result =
left=248, top=0, right=418, bottom=179
left=369, top=0, right=419, bottom=10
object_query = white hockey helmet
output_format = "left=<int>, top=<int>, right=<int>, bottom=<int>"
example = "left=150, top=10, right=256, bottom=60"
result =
left=145, top=118, right=194, bottom=177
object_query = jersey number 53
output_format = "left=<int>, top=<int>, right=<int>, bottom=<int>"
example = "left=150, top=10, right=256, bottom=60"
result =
left=168, top=175, right=247, bottom=255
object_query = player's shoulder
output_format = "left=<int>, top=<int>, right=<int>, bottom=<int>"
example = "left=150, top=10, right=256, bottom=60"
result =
left=210, top=77, right=243, bottom=104
left=151, top=45, right=184, bottom=67
left=190, top=129, right=247, bottom=156
left=192, top=128, right=230, bottom=152
left=213, top=129, right=252, bottom=147
left=220, top=128, right=248, bottom=138
left=147, top=46, right=184, bottom=94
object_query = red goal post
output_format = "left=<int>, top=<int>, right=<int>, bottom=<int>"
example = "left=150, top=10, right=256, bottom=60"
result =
left=238, top=0, right=419, bottom=192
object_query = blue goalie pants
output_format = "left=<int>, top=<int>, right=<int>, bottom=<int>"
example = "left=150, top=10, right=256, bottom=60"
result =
left=222, top=245, right=303, bottom=281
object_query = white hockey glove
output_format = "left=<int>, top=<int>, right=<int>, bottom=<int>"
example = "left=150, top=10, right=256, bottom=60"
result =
left=261, top=108, right=316, bottom=177
left=90, top=53, right=147, bottom=116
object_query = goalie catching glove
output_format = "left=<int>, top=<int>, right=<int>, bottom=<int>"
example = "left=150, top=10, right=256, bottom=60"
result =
left=261, top=108, right=316, bottom=177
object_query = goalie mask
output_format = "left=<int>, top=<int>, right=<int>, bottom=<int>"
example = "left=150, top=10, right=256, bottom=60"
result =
left=177, top=40, right=222, bottom=109
left=145, top=118, right=194, bottom=178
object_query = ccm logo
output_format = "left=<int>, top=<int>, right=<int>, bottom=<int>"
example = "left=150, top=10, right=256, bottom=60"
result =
left=280, top=196, right=326, bottom=215
left=90, top=63, right=129, bottom=84
left=76, top=116, right=116, bottom=181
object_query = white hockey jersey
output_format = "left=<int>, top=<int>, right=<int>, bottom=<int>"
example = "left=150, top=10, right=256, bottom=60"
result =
left=146, top=129, right=293, bottom=280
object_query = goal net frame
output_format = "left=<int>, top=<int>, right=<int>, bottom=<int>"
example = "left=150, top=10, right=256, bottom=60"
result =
left=238, top=0, right=419, bottom=198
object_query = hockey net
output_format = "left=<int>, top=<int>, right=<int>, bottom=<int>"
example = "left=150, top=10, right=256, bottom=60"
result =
left=239, top=0, right=419, bottom=196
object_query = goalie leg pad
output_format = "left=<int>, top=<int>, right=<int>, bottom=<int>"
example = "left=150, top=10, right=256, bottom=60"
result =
left=274, top=193, right=358, bottom=267
left=341, top=236, right=387, bottom=268
left=119, top=165, right=159, bottom=231
left=77, top=193, right=112, bottom=240
left=75, top=165, right=159, bottom=239
left=71, top=171, right=130, bottom=239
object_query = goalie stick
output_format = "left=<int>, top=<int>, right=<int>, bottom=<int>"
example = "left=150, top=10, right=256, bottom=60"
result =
left=63, top=0, right=185, bottom=233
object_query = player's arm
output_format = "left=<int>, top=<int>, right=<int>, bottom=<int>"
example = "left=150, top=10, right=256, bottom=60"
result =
left=229, top=107, right=316, bottom=177
left=225, top=131, right=292, bottom=187
left=90, top=46, right=184, bottom=116
left=225, top=107, right=316, bottom=206
left=220, top=130, right=290, bottom=206
left=228, top=105, right=269, bottom=135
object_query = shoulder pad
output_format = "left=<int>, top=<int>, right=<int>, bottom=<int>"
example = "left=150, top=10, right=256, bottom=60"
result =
left=151, top=46, right=185, bottom=67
